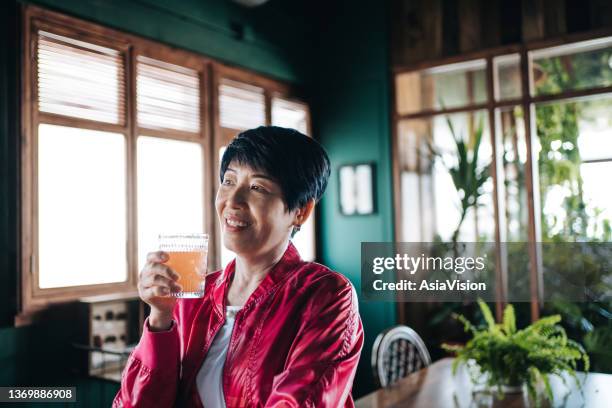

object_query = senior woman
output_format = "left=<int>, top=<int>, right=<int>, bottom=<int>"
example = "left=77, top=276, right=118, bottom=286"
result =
left=114, top=126, right=364, bottom=408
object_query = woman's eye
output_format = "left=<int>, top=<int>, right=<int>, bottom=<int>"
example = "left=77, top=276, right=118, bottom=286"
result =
left=251, top=184, right=265, bottom=192
left=222, top=179, right=233, bottom=185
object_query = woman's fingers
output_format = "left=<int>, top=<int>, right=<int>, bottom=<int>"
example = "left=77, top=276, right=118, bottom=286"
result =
left=137, top=254, right=181, bottom=314
left=141, top=279, right=182, bottom=293
left=138, top=260, right=182, bottom=300
left=139, top=279, right=181, bottom=302
left=141, top=274, right=180, bottom=291
left=147, top=285, right=171, bottom=298
left=146, top=251, right=168, bottom=263
left=140, top=263, right=172, bottom=280
left=140, top=262, right=179, bottom=281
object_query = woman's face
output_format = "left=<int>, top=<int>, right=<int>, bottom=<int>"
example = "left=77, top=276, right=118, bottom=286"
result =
left=216, top=162, right=297, bottom=258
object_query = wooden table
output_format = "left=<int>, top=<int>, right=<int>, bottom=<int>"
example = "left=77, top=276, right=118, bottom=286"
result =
left=355, top=358, right=612, bottom=408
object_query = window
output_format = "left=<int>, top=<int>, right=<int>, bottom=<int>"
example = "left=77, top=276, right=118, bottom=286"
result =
left=397, top=111, right=495, bottom=243
left=219, top=78, right=266, bottom=132
left=37, top=125, right=128, bottom=289
left=135, top=56, right=205, bottom=273
left=137, top=137, right=205, bottom=270
left=393, top=33, right=612, bottom=360
left=536, top=97, right=612, bottom=242
left=136, top=56, right=201, bottom=133
left=395, top=60, right=487, bottom=114
left=21, top=6, right=314, bottom=312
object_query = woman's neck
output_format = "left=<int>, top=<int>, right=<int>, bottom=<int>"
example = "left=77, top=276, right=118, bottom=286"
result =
left=227, top=241, right=288, bottom=306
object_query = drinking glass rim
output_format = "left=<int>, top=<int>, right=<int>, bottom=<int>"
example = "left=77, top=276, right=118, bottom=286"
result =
left=158, top=233, right=209, bottom=240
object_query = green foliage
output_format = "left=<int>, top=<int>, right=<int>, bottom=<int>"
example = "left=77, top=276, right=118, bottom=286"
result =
left=536, top=51, right=612, bottom=242
left=429, top=116, right=490, bottom=243
left=502, top=303, right=516, bottom=335
left=547, top=299, right=612, bottom=373
left=583, top=326, right=612, bottom=371
left=535, top=49, right=612, bottom=373
left=442, top=300, right=589, bottom=404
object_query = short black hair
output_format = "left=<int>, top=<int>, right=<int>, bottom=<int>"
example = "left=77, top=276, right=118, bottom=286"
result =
left=220, top=126, right=331, bottom=212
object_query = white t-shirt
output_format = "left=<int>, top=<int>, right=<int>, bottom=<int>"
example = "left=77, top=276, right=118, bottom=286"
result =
left=196, top=305, right=242, bottom=408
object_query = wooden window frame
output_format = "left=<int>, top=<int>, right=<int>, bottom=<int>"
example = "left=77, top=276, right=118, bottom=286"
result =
left=391, top=27, right=612, bottom=324
left=19, top=5, right=309, bottom=323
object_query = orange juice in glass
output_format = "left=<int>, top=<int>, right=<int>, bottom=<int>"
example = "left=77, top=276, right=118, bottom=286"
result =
left=159, top=233, right=208, bottom=298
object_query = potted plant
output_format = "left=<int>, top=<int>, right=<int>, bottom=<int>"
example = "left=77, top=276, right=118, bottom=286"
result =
left=442, top=299, right=589, bottom=404
left=426, top=116, right=490, bottom=245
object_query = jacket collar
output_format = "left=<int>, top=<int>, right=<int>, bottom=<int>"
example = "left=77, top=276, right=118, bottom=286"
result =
left=211, top=242, right=302, bottom=315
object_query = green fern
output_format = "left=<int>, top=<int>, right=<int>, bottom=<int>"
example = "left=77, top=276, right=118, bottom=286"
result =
left=442, top=299, right=589, bottom=405
left=502, top=304, right=516, bottom=335
left=478, top=299, right=497, bottom=332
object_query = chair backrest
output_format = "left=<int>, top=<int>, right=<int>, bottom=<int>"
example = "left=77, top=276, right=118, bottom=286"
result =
left=371, top=325, right=431, bottom=388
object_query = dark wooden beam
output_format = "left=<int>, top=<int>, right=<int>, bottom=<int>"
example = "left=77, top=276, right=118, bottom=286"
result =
left=391, top=0, right=443, bottom=66
left=482, top=0, right=502, bottom=48
left=522, top=0, right=545, bottom=41
left=590, top=0, right=612, bottom=29
left=458, top=0, right=482, bottom=52
left=543, top=0, right=566, bottom=37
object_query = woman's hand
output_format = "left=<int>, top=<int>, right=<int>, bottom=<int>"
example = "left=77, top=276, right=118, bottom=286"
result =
left=139, top=251, right=182, bottom=331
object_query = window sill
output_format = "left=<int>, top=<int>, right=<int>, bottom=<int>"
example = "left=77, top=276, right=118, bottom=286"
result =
left=15, top=290, right=140, bottom=327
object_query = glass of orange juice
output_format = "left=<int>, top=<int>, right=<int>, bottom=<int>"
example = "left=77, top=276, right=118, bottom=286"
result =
left=158, top=233, right=208, bottom=298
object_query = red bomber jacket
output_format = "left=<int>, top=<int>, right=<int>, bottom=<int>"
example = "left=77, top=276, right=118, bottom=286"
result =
left=113, top=243, right=364, bottom=407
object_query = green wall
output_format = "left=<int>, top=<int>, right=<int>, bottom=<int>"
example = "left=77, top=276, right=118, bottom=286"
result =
left=310, top=1, right=396, bottom=397
left=0, top=0, right=395, bottom=403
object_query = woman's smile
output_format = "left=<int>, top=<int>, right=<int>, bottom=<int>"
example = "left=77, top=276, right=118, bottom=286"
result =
left=224, top=214, right=252, bottom=232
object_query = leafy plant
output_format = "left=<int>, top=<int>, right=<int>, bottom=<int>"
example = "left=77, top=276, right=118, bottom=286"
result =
left=443, top=300, right=589, bottom=404
left=547, top=299, right=612, bottom=373
left=428, top=116, right=490, bottom=244
left=425, top=116, right=492, bottom=348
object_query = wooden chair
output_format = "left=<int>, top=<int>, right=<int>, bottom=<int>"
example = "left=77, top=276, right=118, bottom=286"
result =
left=371, top=325, right=431, bottom=387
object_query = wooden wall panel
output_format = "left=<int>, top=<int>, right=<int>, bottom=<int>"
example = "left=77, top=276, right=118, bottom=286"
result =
left=481, top=0, right=501, bottom=48
left=591, top=0, right=612, bottom=29
left=423, top=0, right=444, bottom=60
left=458, top=0, right=482, bottom=52
left=522, top=0, right=545, bottom=41
left=392, top=0, right=612, bottom=69
left=391, top=0, right=443, bottom=67
left=566, top=0, right=591, bottom=32
left=543, top=0, right=566, bottom=36
left=500, top=0, right=523, bottom=45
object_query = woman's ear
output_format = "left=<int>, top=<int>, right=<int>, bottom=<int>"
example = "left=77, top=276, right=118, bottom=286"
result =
left=294, top=199, right=315, bottom=226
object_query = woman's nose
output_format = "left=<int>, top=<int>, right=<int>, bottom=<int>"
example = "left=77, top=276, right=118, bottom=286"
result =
left=226, top=184, right=248, bottom=208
